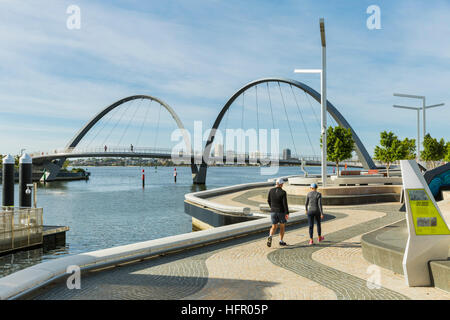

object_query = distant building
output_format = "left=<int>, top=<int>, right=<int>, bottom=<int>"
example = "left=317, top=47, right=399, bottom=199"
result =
left=226, top=150, right=235, bottom=164
left=214, top=144, right=224, bottom=158
left=283, top=148, right=291, bottom=160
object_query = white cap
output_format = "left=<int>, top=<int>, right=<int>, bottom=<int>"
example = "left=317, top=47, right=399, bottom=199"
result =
left=2, top=154, right=14, bottom=164
left=276, top=178, right=285, bottom=185
left=19, top=153, right=32, bottom=164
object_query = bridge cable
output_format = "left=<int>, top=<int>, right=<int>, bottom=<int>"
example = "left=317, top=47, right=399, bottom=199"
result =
left=101, top=98, right=135, bottom=149
left=136, top=99, right=153, bottom=148
left=290, top=84, right=317, bottom=156
left=255, top=85, right=260, bottom=153
left=117, top=98, right=144, bottom=147
left=153, top=103, right=163, bottom=150
left=240, top=92, right=245, bottom=154
left=223, top=100, right=230, bottom=133
left=277, top=82, right=299, bottom=158
left=84, top=103, right=121, bottom=150
left=329, top=112, right=337, bottom=127
left=266, top=82, right=276, bottom=130
left=304, top=91, right=321, bottom=127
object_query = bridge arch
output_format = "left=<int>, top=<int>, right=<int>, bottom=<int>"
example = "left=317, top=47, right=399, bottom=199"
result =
left=66, top=95, right=189, bottom=149
left=193, top=77, right=376, bottom=184
left=38, top=95, right=192, bottom=181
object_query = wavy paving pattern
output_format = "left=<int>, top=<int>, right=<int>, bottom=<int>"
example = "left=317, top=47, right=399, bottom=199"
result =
left=29, top=204, right=427, bottom=300
left=267, top=204, right=409, bottom=300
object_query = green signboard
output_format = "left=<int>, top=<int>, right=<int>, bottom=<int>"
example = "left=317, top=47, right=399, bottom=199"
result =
left=407, top=188, right=450, bottom=236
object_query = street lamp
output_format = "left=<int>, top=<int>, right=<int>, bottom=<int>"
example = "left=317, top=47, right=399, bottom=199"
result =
left=393, top=93, right=445, bottom=160
left=294, top=18, right=327, bottom=187
left=392, top=105, right=422, bottom=161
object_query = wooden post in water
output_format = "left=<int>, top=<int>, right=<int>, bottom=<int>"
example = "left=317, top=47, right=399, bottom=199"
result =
left=33, top=182, right=37, bottom=208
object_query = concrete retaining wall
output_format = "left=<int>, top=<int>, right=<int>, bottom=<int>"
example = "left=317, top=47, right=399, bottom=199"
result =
left=185, top=181, right=274, bottom=215
left=0, top=211, right=306, bottom=300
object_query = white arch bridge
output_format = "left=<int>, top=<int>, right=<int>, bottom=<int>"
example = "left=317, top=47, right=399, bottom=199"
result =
left=31, top=78, right=374, bottom=184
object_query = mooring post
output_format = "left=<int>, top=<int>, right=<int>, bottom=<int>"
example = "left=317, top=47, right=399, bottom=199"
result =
left=19, top=153, right=33, bottom=208
left=2, top=154, right=15, bottom=207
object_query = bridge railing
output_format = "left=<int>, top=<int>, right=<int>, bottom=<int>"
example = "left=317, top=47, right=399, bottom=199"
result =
left=29, top=148, right=361, bottom=166
left=30, top=146, right=176, bottom=157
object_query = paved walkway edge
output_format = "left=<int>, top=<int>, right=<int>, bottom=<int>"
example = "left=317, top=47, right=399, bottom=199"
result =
left=0, top=212, right=307, bottom=300
left=361, top=220, right=450, bottom=293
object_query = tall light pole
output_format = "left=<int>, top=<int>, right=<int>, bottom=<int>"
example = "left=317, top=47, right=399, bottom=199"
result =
left=392, top=105, right=421, bottom=160
left=393, top=93, right=444, bottom=160
left=294, top=18, right=327, bottom=187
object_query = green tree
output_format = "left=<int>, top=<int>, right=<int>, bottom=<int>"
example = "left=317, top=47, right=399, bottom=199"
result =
left=373, top=131, right=415, bottom=177
left=421, top=134, right=446, bottom=168
left=321, top=126, right=354, bottom=176
left=401, top=137, right=417, bottom=160
left=445, top=142, right=450, bottom=162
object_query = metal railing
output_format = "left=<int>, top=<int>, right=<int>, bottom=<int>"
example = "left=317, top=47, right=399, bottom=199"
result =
left=29, top=147, right=363, bottom=166
left=0, top=207, right=43, bottom=253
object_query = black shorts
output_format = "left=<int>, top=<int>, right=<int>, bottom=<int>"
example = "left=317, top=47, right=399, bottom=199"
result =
left=270, top=212, right=286, bottom=225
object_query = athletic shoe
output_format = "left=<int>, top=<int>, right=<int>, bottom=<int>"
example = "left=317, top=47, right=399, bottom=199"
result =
left=318, top=236, right=324, bottom=242
left=309, top=239, right=314, bottom=245
left=267, top=236, right=272, bottom=247
left=279, top=241, right=287, bottom=246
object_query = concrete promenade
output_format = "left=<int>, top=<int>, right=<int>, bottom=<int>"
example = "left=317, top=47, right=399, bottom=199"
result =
left=26, top=202, right=450, bottom=300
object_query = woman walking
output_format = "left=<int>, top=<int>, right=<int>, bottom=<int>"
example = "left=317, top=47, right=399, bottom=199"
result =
left=305, top=183, right=324, bottom=245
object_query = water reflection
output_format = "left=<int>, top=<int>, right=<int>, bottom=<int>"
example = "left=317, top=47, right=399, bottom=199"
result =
left=0, top=165, right=333, bottom=278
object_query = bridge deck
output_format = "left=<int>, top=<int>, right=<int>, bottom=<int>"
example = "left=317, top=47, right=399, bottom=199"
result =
left=27, top=203, right=449, bottom=300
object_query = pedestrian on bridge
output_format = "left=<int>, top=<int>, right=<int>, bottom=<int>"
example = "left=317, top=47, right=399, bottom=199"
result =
left=104, top=145, right=107, bottom=152
left=267, top=178, right=289, bottom=247
left=305, top=183, right=324, bottom=245
left=130, top=144, right=134, bottom=152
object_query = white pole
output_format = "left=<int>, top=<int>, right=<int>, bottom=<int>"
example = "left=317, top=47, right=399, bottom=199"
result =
left=320, top=18, right=327, bottom=187
left=422, top=97, right=426, bottom=142
left=417, top=109, right=420, bottom=161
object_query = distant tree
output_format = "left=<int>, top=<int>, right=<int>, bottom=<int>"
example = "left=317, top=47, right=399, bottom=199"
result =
left=401, top=137, right=417, bottom=160
left=62, top=159, right=70, bottom=169
left=445, top=142, right=450, bottom=162
left=421, top=134, right=446, bottom=168
left=373, top=131, right=415, bottom=177
left=321, top=126, right=354, bottom=176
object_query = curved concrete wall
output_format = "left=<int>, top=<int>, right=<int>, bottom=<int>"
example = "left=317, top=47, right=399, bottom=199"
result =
left=185, top=181, right=275, bottom=216
left=0, top=211, right=306, bottom=300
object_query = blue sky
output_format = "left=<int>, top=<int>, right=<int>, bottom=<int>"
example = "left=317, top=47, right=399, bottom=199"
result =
left=0, top=0, right=449, bottom=156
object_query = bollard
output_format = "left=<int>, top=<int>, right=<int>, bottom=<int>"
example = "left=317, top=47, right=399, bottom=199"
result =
left=19, top=153, right=33, bottom=208
left=2, top=154, right=15, bottom=207
left=142, top=169, right=145, bottom=188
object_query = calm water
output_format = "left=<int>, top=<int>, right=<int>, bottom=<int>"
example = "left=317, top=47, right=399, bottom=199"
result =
left=0, top=165, right=338, bottom=277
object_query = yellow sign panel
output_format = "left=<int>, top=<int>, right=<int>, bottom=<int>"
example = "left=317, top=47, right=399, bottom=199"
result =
left=407, top=188, right=450, bottom=236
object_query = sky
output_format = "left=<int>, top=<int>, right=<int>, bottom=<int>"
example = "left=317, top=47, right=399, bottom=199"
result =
left=0, top=0, right=449, bottom=157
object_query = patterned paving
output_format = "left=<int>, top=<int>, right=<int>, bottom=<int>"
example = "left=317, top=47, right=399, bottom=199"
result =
left=267, top=205, right=408, bottom=300
left=28, top=203, right=447, bottom=300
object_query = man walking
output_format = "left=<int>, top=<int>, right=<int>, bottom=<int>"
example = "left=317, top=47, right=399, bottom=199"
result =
left=267, top=178, right=289, bottom=247
left=305, top=183, right=324, bottom=245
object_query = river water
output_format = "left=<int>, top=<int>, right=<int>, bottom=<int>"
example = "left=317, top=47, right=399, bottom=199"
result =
left=0, top=165, right=337, bottom=277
